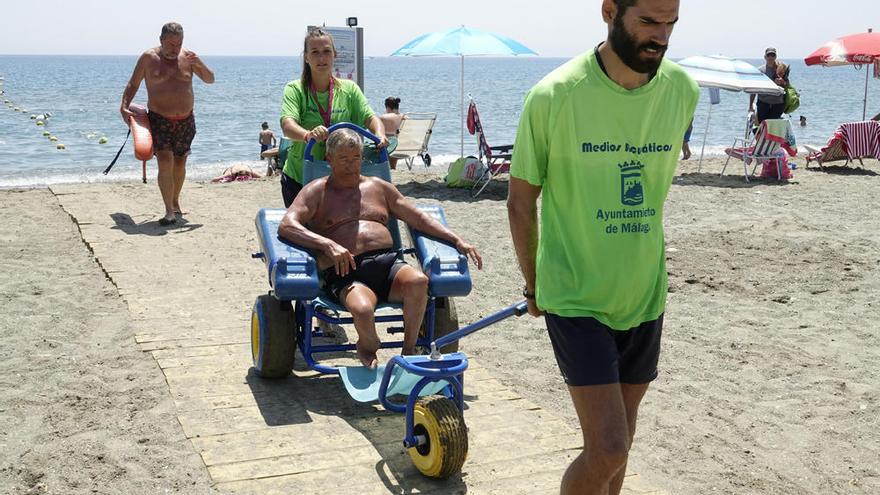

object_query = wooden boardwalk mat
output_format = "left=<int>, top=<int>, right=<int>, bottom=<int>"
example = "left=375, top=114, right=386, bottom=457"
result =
left=52, top=183, right=665, bottom=494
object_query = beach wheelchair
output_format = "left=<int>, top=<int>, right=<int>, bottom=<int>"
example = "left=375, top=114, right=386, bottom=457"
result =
left=250, top=123, right=527, bottom=478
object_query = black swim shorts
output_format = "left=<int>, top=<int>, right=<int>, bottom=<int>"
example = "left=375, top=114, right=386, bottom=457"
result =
left=148, top=111, right=197, bottom=157
left=321, top=249, right=407, bottom=302
left=544, top=313, right=663, bottom=386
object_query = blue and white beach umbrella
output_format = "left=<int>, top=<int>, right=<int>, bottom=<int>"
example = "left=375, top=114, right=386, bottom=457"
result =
left=678, top=55, right=784, bottom=95
left=391, top=26, right=537, bottom=157
left=677, top=55, right=785, bottom=165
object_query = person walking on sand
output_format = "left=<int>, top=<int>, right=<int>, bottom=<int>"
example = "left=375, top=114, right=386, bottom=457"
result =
left=507, top=1, right=698, bottom=494
left=278, top=28, right=387, bottom=208
left=120, top=22, right=215, bottom=226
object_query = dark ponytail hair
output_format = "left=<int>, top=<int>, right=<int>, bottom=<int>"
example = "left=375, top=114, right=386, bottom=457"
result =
left=384, top=97, right=401, bottom=110
left=301, top=28, right=338, bottom=89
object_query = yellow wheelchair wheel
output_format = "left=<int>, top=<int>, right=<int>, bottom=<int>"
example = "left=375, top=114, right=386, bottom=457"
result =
left=408, top=395, right=468, bottom=478
left=251, top=294, right=296, bottom=378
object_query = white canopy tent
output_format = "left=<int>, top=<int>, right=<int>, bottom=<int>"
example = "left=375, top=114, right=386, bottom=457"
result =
left=678, top=55, right=785, bottom=166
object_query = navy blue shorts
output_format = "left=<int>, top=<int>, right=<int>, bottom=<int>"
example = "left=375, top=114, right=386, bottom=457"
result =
left=321, top=249, right=407, bottom=302
left=544, top=313, right=663, bottom=386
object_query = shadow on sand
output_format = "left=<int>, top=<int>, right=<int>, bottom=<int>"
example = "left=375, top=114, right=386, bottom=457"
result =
left=674, top=172, right=797, bottom=189
left=245, top=359, right=469, bottom=494
left=109, top=212, right=203, bottom=236
left=396, top=178, right=508, bottom=203
left=800, top=165, right=878, bottom=176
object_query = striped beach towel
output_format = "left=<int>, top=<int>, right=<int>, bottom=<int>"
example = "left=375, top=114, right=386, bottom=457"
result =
left=725, top=119, right=796, bottom=162
left=839, top=120, right=880, bottom=160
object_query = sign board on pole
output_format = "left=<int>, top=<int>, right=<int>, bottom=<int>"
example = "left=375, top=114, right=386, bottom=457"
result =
left=309, top=25, right=364, bottom=90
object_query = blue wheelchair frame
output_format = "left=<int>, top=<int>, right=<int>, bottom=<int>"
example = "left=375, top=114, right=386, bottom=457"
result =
left=253, top=123, right=527, bottom=451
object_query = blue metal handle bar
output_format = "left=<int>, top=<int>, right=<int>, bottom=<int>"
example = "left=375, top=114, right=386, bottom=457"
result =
left=379, top=354, right=468, bottom=414
left=383, top=353, right=469, bottom=379
left=303, top=122, right=388, bottom=163
left=433, top=300, right=530, bottom=350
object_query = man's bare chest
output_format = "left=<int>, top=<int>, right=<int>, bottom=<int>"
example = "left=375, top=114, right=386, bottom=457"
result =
left=315, top=189, right=389, bottom=232
left=146, top=58, right=192, bottom=85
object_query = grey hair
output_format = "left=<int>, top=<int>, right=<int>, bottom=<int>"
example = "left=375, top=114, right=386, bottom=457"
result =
left=326, top=128, right=362, bottom=156
left=161, top=22, right=184, bottom=39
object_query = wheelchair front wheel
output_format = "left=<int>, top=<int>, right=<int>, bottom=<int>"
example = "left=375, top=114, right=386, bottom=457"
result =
left=408, top=395, right=468, bottom=478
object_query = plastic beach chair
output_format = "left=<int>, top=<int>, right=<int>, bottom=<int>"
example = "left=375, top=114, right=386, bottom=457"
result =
left=467, top=96, right=513, bottom=197
left=805, top=120, right=880, bottom=170
left=722, top=118, right=796, bottom=181
left=390, top=112, right=436, bottom=170
left=260, top=137, right=292, bottom=169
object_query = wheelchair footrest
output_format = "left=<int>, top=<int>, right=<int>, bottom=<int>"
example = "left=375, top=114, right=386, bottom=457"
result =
left=338, top=363, right=450, bottom=403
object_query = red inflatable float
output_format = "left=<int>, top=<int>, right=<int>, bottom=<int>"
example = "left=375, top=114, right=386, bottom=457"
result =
left=128, top=103, right=153, bottom=183
left=102, top=103, right=153, bottom=183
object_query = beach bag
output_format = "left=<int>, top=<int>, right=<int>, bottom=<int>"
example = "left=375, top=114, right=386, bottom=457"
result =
left=759, top=153, right=792, bottom=180
left=783, top=85, right=801, bottom=114
left=444, top=156, right=486, bottom=188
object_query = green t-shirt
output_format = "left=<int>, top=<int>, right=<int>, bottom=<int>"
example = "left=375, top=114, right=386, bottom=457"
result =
left=511, top=49, right=699, bottom=330
left=279, top=78, right=374, bottom=183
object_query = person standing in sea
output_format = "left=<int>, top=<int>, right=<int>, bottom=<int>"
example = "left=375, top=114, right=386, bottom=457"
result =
left=120, top=22, right=215, bottom=226
left=506, top=1, right=698, bottom=494
left=278, top=27, right=387, bottom=208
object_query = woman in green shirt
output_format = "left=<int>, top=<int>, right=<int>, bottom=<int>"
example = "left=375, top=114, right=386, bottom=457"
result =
left=279, top=28, right=387, bottom=207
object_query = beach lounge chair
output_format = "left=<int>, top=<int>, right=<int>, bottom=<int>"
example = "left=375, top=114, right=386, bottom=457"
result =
left=260, top=137, right=292, bottom=170
left=466, top=97, right=513, bottom=197
left=390, top=112, right=436, bottom=170
left=722, top=118, right=797, bottom=181
left=805, top=120, right=880, bottom=169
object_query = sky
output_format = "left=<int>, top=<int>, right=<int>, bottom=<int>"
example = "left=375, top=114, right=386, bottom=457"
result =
left=0, top=0, right=876, bottom=59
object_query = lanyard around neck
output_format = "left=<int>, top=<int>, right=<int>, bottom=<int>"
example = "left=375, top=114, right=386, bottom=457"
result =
left=310, top=78, right=334, bottom=127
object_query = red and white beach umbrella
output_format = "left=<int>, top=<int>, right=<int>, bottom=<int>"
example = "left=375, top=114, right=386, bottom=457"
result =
left=805, top=30, right=880, bottom=120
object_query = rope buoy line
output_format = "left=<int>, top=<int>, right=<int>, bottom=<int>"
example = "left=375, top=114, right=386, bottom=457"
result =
left=0, top=78, right=107, bottom=151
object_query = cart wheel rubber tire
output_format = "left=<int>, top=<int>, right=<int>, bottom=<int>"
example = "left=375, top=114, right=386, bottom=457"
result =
left=420, top=297, right=460, bottom=353
left=251, top=294, right=296, bottom=378
left=408, top=396, right=468, bottom=478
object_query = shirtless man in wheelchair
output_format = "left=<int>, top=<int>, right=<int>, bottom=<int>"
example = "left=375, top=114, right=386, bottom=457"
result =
left=279, top=128, right=482, bottom=369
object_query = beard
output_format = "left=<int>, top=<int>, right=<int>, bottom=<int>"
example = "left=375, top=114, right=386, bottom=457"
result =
left=159, top=49, right=178, bottom=61
left=609, top=13, right=667, bottom=74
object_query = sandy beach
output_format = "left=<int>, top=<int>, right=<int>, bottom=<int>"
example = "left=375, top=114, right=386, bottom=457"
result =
left=2, top=156, right=879, bottom=494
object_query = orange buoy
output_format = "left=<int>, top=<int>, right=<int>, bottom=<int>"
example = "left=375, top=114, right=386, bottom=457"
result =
left=128, top=103, right=153, bottom=161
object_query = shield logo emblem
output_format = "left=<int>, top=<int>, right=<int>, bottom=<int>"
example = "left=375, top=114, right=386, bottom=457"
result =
left=619, top=161, right=645, bottom=206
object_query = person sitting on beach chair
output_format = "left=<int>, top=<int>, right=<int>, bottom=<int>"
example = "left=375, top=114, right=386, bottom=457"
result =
left=278, top=128, right=483, bottom=368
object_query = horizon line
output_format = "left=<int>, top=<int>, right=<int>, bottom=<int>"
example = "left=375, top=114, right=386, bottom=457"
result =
left=0, top=52, right=794, bottom=60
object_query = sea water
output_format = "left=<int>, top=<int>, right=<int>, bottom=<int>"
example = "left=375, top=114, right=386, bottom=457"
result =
left=0, top=54, right=877, bottom=187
